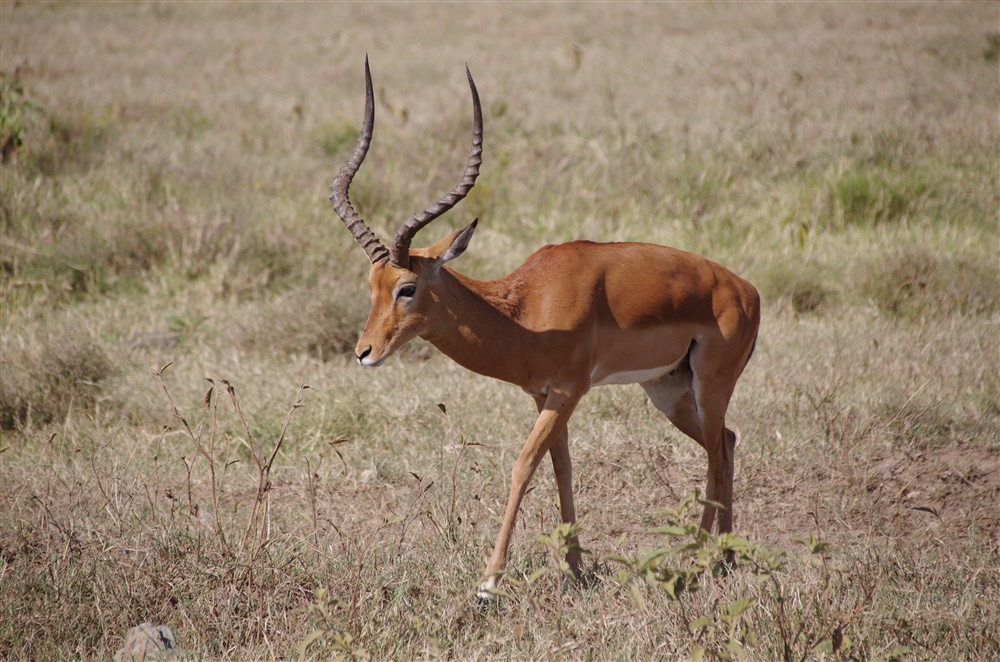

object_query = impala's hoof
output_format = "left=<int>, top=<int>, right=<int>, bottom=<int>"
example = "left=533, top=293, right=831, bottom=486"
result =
left=476, top=583, right=500, bottom=606
left=715, top=550, right=738, bottom=577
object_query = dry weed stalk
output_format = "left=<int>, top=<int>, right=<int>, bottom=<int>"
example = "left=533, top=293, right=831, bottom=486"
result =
left=227, top=379, right=312, bottom=565
left=153, top=363, right=311, bottom=581
left=154, top=362, right=227, bottom=549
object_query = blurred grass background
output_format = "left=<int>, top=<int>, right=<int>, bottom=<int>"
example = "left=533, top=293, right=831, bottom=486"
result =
left=1, top=2, right=997, bottom=659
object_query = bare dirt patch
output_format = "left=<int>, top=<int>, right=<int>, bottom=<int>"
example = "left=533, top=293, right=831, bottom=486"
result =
left=861, top=444, right=999, bottom=541
left=739, top=443, right=1000, bottom=552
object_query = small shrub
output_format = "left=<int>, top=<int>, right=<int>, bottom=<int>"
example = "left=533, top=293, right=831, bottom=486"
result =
left=298, top=588, right=368, bottom=661
left=0, top=70, right=41, bottom=162
left=611, top=492, right=785, bottom=659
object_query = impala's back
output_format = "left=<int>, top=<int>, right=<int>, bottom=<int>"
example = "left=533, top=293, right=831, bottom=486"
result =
left=476, top=240, right=759, bottom=390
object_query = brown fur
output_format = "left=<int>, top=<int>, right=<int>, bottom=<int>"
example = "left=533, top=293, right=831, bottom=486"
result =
left=355, top=223, right=760, bottom=596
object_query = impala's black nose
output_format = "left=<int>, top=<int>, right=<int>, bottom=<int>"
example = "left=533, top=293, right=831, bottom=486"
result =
left=356, top=346, right=372, bottom=364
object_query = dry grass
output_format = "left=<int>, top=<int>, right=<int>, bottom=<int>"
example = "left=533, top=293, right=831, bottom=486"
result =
left=1, top=2, right=998, bottom=660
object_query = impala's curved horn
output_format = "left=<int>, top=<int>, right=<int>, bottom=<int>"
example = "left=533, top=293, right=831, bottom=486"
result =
left=330, top=56, right=390, bottom=265
left=390, top=65, right=483, bottom=269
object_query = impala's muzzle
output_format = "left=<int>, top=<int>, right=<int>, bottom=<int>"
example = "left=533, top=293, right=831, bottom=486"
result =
left=355, top=344, right=387, bottom=367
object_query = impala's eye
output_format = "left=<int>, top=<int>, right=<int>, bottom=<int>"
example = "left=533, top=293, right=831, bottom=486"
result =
left=397, top=284, right=417, bottom=299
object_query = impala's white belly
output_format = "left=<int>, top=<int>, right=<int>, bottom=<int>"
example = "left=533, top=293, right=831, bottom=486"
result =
left=591, top=356, right=684, bottom=387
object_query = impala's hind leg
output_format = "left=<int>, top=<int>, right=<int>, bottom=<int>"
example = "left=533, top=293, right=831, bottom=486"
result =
left=688, top=338, right=745, bottom=535
left=641, top=358, right=738, bottom=534
left=641, top=363, right=702, bottom=444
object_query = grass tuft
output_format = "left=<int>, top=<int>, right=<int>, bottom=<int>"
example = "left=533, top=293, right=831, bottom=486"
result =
left=826, top=160, right=928, bottom=229
left=235, top=285, right=367, bottom=361
left=0, top=326, right=114, bottom=430
left=861, top=246, right=999, bottom=320
left=759, top=259, right=834, bottom=315
left=313, top=120, right=360, bottom=159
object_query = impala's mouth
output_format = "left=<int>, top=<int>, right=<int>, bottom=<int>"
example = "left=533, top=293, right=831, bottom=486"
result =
left=358, top=354, right=387, bottom=367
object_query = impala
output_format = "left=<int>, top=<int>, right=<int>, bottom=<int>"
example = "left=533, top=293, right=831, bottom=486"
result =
left=330, top=58, right=761, bottom=601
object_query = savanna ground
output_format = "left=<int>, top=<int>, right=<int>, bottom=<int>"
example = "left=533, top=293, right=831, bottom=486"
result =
left=1, top=2, right=998, bottom=660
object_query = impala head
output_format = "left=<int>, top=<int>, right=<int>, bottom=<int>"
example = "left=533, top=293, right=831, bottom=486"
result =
left=330, top=57, right=483, bottom=366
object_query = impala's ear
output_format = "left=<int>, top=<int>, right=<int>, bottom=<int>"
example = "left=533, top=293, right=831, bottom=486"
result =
left=426, top=218, right=478, bottom=267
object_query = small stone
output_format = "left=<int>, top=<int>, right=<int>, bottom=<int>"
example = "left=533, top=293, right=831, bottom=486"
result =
left=114, top=622, right=188, bottom=661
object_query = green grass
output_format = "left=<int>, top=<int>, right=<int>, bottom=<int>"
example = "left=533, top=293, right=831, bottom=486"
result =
left=1, top=2, right=998, bottom=660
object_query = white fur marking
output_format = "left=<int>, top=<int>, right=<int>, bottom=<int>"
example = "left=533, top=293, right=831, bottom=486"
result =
left=591, top=357, right=683, bottom=387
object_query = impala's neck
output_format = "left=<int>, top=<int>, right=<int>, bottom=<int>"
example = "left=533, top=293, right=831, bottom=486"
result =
left=420, top=267, right=528, bottom=387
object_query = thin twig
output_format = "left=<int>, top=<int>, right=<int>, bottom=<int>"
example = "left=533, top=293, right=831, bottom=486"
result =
left=307, top=456, right=320, bottom=550
left=154, top=363, right=229, bottom=550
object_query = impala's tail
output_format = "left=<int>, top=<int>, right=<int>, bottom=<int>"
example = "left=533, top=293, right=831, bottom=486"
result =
left=743, top=329, right=759, bottom=369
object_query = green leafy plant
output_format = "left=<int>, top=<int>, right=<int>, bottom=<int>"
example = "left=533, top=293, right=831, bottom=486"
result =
left=0, top=70, right=41, bottom=161
left=536, top=519, right=587, bottom=582
left=611, top=492, right=784, bottom=660
left=612, top=491, right=784, bottom=598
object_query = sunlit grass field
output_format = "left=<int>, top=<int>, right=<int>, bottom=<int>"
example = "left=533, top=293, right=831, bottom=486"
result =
left=1, top=2, right=998, bottom=659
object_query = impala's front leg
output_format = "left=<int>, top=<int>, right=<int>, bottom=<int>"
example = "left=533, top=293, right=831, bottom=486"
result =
left=538, top=389, right=582, bottom=578
left=477, top=391, right=580, bottom=602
